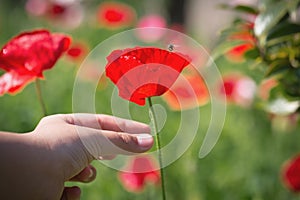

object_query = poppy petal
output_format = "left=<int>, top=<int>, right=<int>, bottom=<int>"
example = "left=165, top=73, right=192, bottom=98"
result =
left=225, top=29, right=255, bottom=63
left=0, top=30, right=71, bottom=74
left=105, top=47, right=191, bottom=105
left=0, top=29, right=71, bottom=95
left=118, top=156, right=160, bottom=193
left=282, top=154, right=300, bottom=192
left=97, top=2, right=136, bottom=29
left=225, top=43, right=254, bottom=62
left=218, top=73, right=256, bottom=107
left=162, top=73, right=209, bottom=110
left=0, top=71, right=35, bottom=95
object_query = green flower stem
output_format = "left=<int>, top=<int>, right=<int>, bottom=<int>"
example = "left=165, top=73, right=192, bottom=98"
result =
left=35, top=79, right=47, bottom=116
left=147, top=97, right=166, bottom=200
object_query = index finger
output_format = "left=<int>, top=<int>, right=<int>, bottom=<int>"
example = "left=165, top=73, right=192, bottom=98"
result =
left=61, top=113, right=150, bottom=134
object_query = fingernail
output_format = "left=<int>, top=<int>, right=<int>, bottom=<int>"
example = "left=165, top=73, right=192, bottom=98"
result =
left=88, top=168, right=94, bottom=179
left=83, top=167, right=94, bottom=181
left=136, top=134, right=153, bottom=148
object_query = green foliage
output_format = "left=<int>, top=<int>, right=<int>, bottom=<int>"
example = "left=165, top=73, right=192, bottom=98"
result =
left=215, top=0, right=300, bottom=103
left=212, top=2, right=300, bottom=197
left=254, top=1, right=289, bottom=42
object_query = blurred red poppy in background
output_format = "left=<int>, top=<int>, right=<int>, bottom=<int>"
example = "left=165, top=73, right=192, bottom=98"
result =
left=258, top=78, right=278, bottom=101
left=26, top=0, right=84, bottom=29
left=76, top=60, right=108, bottom=90
left=162, top=69, right=209, bottom=110
left=219, top=73, right=256, bottom=107
left=118, top=156, right=160, bottom=193
left=97, top=2, right=136, bottom=29
left=282, top=154, right=300, bottom=192
left=0, top=29, right=71, bottom=95
left=66, top=41, right=89, bottom=62
left=226, top=43, right=254, bottom=62
left=225, top=23, right=255, bottom=62
left=136, top=14, right=166, bottom=42
left=105, top=47, right=191, bottom=105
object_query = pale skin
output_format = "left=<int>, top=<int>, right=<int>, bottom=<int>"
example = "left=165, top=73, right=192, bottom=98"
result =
left=0, top=114, right=154, bottom=200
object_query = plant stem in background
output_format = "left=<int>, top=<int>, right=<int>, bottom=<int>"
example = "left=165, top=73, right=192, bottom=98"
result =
left=35, top=79, right=47, bottom=116
left=147, top=97, right=166, bottom=200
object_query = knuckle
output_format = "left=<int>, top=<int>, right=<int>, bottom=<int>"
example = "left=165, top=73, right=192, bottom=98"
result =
left=116, top=132, right=140, bottom=153
left=118, top=132, right=133, bottom=144
left=40, top=114, right=65, bottom=124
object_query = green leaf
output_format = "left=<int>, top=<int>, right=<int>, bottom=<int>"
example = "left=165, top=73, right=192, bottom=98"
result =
left=265, top=59, right=290, bottom=77
left=212, top=40, right=246, bottom=60
left=235, top=5, right=259, bottom=14
left=254, top=1, right=288, bottom=40
left=267, top=46, right=290, bottom=60
left=268, top=84, right=285, bottom=101
left=244, top=48, right=260, bottom=60
left=259, top=0, right=278, bottom=8
left=267, top=44, right=300, bottom=65
left=217, top=20, right=248, bottom=40
left=280, top=68, right=300, bottom=98
left=288, top=0, right=300, bottom=15
left=219, top=4, right=258, bottom=14
left=266, top=32, right=300, bottom=47
left=267, top=22, right=300, bottom=40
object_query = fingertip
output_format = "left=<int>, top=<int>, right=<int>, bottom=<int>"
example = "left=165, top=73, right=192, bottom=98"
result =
left=63, top=186, right=81, bottom=200
left=85, top=166, right=96, bottom=182
left=136, top=134, right=154, bottom=150
left=103, top=131, right=154, bottom=155
left=89, top=165, right=97, bottom=181
left=69, top=165, right=97, bottom=183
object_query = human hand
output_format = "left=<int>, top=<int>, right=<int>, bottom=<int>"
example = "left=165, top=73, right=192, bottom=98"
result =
left=0, top=114, right=153, bottom=200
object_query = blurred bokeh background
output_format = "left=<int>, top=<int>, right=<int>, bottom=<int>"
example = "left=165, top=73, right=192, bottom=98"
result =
left=1, top=0, right=300, bottom=199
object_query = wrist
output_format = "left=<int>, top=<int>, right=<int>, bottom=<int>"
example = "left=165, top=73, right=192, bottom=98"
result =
left=0, top=131, right=63, bottom=199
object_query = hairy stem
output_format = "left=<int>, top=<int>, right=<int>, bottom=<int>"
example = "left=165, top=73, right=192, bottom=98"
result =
left=35, top=79, right=47, bottom=116
left=147, top=97, right=166, bottom=200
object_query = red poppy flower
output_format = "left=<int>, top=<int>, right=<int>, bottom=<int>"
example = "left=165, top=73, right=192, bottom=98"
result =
left=67, top=46, right=83, bottom=57
left=77, top=60, right=108, bottom=90
left=49, top=3, right=66, bottom=16
left=136, top=15, right=166, bottom=42
left=66, top=41, right=89, bottom=62
left=46, top=1, right=84, bottom=28
left=219, top=73, right=256, bottom=107
left=258, top=78, right=278, bottom=101
left=118, top=156, right=160, bottom=193
left=226, top=43, right=254, bottom=62
left=97, top=2, right=136, bottom=29
left=25, top=0, right=84, bottom=29
left=162, top=69, right=209, bottom=110
left=225, top=25, right=256, bottom=62
left=282, top=154, right=300, bottom=192
left=105, top=47, right=191, bottom=105
left=0, top=29, right=71, bottom=95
